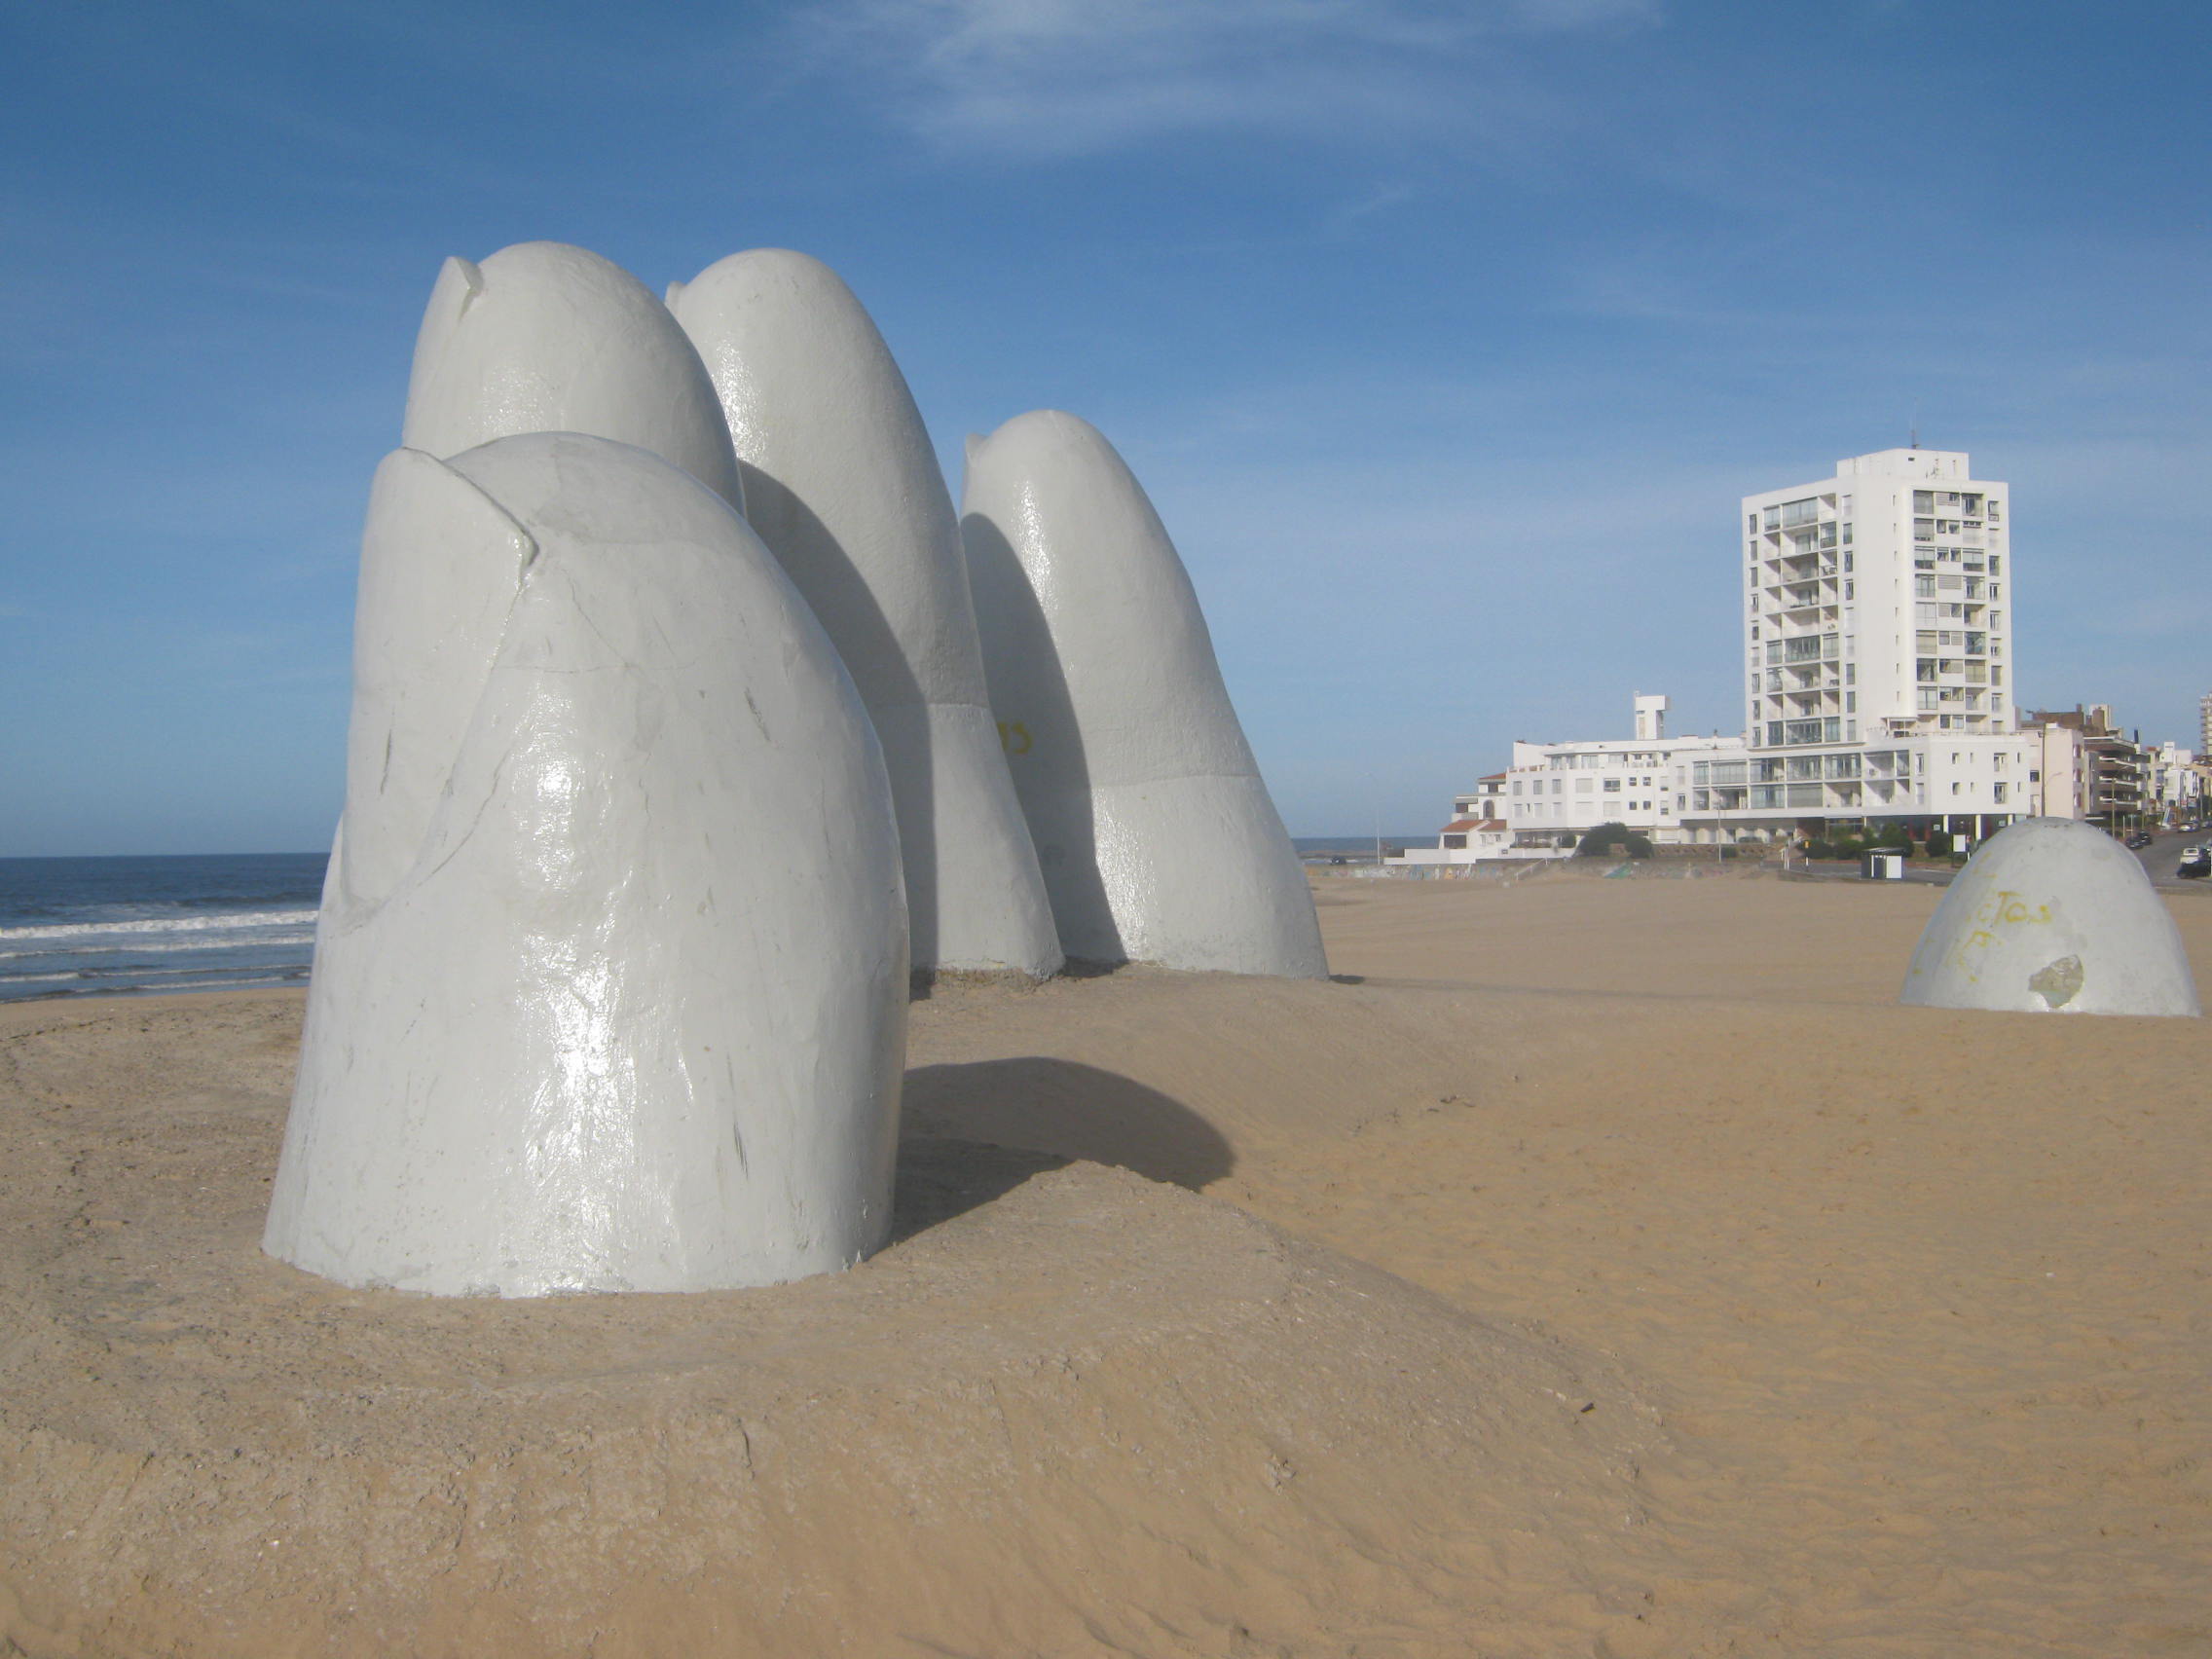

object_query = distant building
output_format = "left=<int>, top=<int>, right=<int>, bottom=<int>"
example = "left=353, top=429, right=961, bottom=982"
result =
left=1389, top=773, right=1516, bottom=866
left=1389, top=815, right=1516, bottom=866
left=1449, top=774, right=1510, bottom=822
left=1407, top=446, right=2194, bottom=854
left=1744, top=449, right=2014, bottom=747
left=2020, top=705, right=2154, bottom=830
left=1502, top=694, right=1743, bottom=852
left=1391, top=700, right=1738, bottom=866
left=1681, top=449, right=2030, bottom=842
left=2024, top=711, right=2092, bottom=820
left=2148, top=741, right=2204, bottom=828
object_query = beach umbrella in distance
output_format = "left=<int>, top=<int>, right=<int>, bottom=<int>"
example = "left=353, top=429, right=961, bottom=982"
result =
left=960, top=410, right=1327, bottom=978
left=667, top=250, right=1061, bottom=979
left=401, top=240, right=744, bottom=510
left=269, top=433, right=907, bottom=1295
left=1900, top=817, right=2199, bottom=1015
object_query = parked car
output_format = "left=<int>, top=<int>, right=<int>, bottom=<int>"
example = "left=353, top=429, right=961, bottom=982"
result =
left=2126, top=832, right=2154, bottom=849
left=2179, top=846, right=2211, bottom=879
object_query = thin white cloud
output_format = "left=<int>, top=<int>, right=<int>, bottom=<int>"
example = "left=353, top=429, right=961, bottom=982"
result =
left=1322, top=180, right=1419, bottom=236
left=793, top=0, right=1661, bottom=155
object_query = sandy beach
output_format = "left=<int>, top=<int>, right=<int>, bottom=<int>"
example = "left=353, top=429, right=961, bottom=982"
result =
left=3, top=867, right=2207, bottom=1657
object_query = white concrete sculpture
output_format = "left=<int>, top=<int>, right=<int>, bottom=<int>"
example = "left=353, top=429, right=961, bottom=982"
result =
left=666, top=251, right=1061, bottom=979
left=267, top=433, right=908, bottom=1295
left=960, top=411, right=1327, bottom=978
left=401, top=240, right=745, bottom=510
left=1900, top=817, right=2199, bottom=1016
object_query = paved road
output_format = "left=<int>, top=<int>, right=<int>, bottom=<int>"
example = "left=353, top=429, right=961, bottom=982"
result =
left=2132, top=829, right=2210, bottom=890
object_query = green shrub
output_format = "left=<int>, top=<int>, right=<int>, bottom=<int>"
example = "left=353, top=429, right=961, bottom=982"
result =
left=1572, top=822, right=1653, bottom=860
left=1923, top=828, right=1953, bottom=858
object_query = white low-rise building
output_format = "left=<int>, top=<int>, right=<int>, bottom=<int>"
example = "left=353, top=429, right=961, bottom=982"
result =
left=1504, top=694, right=1744, bottom=850
left=1388, top=815, right=1517, bottom=866
left=1683, top=730, right=2032, bottom=842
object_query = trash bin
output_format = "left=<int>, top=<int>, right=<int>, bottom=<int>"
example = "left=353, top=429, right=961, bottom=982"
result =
left=1862, top=852, right=1904, bottom=880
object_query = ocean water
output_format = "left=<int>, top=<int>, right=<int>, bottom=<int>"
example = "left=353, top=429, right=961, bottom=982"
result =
left=1291, top=835, right=1433, bottom=863
left=0, top=853, right=327, bottom=1002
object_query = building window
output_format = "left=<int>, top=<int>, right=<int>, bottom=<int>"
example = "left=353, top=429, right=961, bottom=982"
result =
left=1993, top=784, right=2008, bottom=803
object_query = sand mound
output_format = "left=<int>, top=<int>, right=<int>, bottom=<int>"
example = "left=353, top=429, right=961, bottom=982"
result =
left=0, top=996, right=1664, bottom=1659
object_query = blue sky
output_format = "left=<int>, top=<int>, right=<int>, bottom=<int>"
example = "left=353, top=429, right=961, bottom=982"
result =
left=2, top=0, right=2206, bottom=854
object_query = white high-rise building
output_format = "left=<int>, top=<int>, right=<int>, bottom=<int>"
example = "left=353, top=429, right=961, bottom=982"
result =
left=1745, top=448, right=2011, bottom=745
left=1683, top=449, right=2032, bottom=841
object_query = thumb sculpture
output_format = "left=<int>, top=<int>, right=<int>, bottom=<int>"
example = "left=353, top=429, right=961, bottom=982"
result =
left=265, top=433, right=908, bottom=1294
left=667, top=251, right=1062, bottom=980
left=1900, top=817, right=2199, bottom=1016
left=402, top=240, right=746, bottom=511
left=960, top=411, right=1327, bottom=978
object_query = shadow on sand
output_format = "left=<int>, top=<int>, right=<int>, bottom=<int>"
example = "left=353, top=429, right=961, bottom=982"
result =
left=890, top=1056, right=1232, bottom=1243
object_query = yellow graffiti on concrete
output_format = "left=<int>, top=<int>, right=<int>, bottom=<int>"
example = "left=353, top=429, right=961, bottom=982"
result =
left=997, top=719, right=1032, bottom=756
left=1948, top=886, right=2051, bottom=981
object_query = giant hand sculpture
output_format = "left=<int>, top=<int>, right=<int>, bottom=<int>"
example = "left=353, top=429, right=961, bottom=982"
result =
left=403, top=240, right=745, bottom=510
left=960, top=411, right=1326, bottom=978
left=668, top=251, right=1061, bottom=979
left=266, top=434, right=907, bottom=1295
